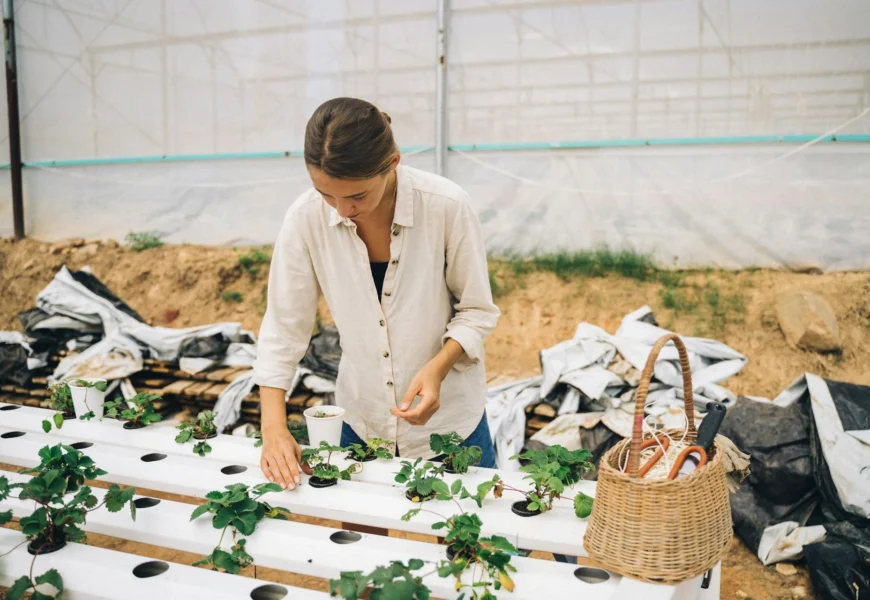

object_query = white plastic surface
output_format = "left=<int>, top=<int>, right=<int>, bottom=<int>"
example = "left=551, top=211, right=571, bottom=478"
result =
left=0, top=527, right=326, bottom=599
left=0, top=423, right=591, bottom=558
left=0, top=469, right=628, bottom=600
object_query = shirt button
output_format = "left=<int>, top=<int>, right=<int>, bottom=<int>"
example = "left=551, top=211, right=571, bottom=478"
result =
left=384, top=291, right=391, bottom=297
left=383, top=351, right=390, bottom=358
left=391, top=259, right=398, bottom=265
left=387, top=381, right=393, bottom=387
left=379, top=319, right=385, bottom=327
left=392, top=229, right=400, bottom=236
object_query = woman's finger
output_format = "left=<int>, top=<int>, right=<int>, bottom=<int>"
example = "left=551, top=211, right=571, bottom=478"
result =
left=261, top=458, right=274, bottom=483
left=266, top=457, right=286, bottom=488
left=284, top=448, right=301, bottom=485
left=275, top=453, right=296, bottom=490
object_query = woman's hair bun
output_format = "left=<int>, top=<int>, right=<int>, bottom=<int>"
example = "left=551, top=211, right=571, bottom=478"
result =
left=381, top=111, right=392, bottom=124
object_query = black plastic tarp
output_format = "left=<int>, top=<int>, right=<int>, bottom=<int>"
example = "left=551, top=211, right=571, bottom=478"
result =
left=300, top=325, right=340, bottom=380
left=721, top=376, right=870, bottom=598
left=804, top=521, right=870, bottom=600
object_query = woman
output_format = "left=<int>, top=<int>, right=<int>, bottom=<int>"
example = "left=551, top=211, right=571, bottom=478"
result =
left=253, top=97, right=500, bottom=490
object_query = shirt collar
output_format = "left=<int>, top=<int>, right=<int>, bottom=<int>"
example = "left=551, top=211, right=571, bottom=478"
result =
left=328, top=165, right=414, bottom=228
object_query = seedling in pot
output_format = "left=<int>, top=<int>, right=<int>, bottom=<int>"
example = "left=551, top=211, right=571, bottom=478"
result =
left=71, top=379, right=107, bottom=421
left=330, top=559, right=432, bottom=600
left=430, top=432, right=482, bottom=474
left=0, top=444, right=137, bottom=600
left=507, top=445, right=595, bottom=518
left=346, top=437, right=395, bottom=463
left=312, top=410, right=330, bottom=418
left=190, top=482, right=291, bottom=574
left=394, top=458, right=447, bottom=503
left=403, top=477, right=517, bottom=599
left=300, top=441, right=360, bottom=488
left=41, top=382, right=75, bottom=433
left=104, top=393, right=163, bottom=430
left=176, top=410, right=219, bottom=456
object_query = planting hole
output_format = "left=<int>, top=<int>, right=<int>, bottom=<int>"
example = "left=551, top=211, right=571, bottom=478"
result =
left=0, top=405, right=21, bottom=411
left=221, top=465, right=247, bottom=475
left=574, top=567, right=610, bottom=584
left=330, top=531, right=362, bottom=545
left=133, top=560, right=169, bottom=578
left=1, top=431, right=25, bottom=439
left=70, top=442, right=93, bottom=450
left=133, top=498, right=161, bottom=509
left=250, top=584, right=289, bottom=600
left=140, top=453, right=167, bottom=463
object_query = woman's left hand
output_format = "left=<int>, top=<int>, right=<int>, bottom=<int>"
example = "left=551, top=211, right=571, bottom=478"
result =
left=392, top=360, right=444, bottom=426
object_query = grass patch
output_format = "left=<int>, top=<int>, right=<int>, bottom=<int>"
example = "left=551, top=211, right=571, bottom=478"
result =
left=236, top=248, right=271, bottom=278
left=221, top=291, right=243, bottom=303
left=125, top=231, right=164, bottom=251
left=521, top=248, right=659, bottom=282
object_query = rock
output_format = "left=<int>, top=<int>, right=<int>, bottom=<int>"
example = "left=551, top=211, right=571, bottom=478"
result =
left=788, top=261, right=824, bottom=275
left=102, top=239, right=120, bottom=249
left=735, top=591, right=748, bottom=599
left=49, top=238, right=85, bottom=254
left=74, top=242, right=100, bottom=260
left=776, top=290, right=841, bottom=351
left=791, top=586, right=807, bottom=598
left=775, top=562, right=798, bottom=576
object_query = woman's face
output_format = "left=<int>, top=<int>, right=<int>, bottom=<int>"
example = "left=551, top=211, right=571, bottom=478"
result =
left=308, top=157, right=399, bottom=223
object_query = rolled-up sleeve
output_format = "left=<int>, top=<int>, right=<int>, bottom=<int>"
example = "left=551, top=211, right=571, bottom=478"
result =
left=442, top=197, right=500, bottom=371
left=253, top=205, right=320, bottom=390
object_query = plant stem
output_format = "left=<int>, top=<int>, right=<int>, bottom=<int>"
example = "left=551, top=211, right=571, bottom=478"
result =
left=0, top=539, right=28, bottom=559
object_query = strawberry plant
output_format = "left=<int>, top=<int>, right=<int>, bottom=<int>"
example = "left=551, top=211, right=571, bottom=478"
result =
left=429, top=432, right=482, bottom=474
left=346, top=437, right=394, bottom=462
left=507, top=445, right=595, bottom=517
left=176, top=410, right=218, bottom=456
left=71, top=379, right=107, bottom=421
left=41, top=382, right=76, bottom=433
left=329, top=559, right=431, bottom=599
left=0, top=444, right=137, bottom=600
left=190, top=482, right=291, bottom=574
left=104, top=393, right=162, bottom=429
left=402, top=478, right=517, bottom=599
left=300, top=442, right=360, bottom=488
left=394, top=458, right=447, bottom=503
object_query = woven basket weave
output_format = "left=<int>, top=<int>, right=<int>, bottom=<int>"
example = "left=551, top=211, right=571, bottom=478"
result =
left=583, top=333, right=732, bottom=584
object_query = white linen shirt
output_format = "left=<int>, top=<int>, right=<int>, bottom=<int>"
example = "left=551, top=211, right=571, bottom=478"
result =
left=253, top=165, right=500, bottom=459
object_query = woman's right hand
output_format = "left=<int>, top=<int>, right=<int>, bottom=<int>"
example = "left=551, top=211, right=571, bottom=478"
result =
left=260, top=428, right=302, bottom=490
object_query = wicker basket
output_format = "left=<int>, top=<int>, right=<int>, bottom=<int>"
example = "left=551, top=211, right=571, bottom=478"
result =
left=583, top=333, right=732, bottom=584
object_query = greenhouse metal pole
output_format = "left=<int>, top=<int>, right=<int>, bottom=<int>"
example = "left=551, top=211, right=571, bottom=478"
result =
left=3, top=0, right=24, bottom=239
left=435, top=0, right=449, bottom=177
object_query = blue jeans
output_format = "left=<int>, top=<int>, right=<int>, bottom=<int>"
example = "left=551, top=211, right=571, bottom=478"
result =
left=340, top=411, right=497, bottom=469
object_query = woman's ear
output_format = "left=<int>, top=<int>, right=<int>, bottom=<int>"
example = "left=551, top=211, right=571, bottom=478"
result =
left=390, top=152, right=401, bottom=171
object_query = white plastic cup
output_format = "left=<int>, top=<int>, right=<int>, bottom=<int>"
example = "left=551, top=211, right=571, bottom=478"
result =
left=303, top=405, right=345, bottom=447
left=69, top=378, right=108, bottom=421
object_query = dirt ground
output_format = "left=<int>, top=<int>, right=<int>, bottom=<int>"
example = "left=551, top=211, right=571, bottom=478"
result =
left=3, top=236, right=868, bottom=598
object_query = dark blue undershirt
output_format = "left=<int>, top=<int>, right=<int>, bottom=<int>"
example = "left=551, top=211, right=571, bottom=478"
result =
left=370, top=262, right=388, bottom=301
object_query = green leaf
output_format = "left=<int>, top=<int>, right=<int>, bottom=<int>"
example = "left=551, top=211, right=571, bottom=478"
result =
left=212, top=549, right=237, bottom=573
left=105, top=484, right=136, bottom=513
left=7, top=576, right=33, bottom=600
left=0, top=509, right=12, bottom=526
left=431, top=521, right=447, bottom=530
left=53, top=413, right=64, bottom=429
left=450, top=478, right=463, bottom=496
left=213, top=507, right=236, bottom=529
left=257, top=482, right=283, bottom=494
left=21, top=507, right=49, bottom=535
left=233, top=511, right=258, bottom=536
left=190, top=503, right=212, bottom=521
left=431, top=479, right=450, bottom=498
left=574, top=492, right=594, bottom=519
left=42, top=420, right=51, bottom=433
left=175, top=429, right=193, bottom=444
left=35, top=569, right=63, bottom=595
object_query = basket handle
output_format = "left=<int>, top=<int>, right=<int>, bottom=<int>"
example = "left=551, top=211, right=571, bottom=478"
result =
left=626, top=333, right=697, bottom=478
